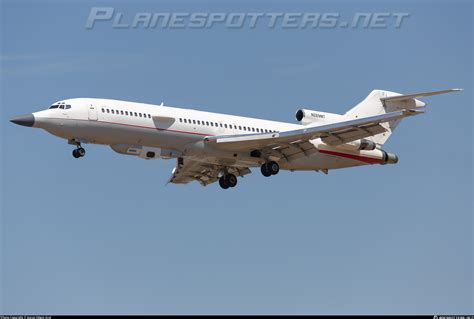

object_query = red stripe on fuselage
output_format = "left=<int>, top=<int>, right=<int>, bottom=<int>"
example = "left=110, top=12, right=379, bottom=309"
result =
left=319, top=149, right=381, bottom=164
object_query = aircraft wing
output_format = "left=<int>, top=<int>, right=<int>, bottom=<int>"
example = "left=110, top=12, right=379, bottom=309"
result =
left=204, top=109, right=423, bottom=156
left=168, top=157, right=251, bottom=186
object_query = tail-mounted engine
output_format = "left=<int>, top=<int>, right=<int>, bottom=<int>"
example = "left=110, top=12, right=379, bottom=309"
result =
left=295, top=109, right=344, bottom=125
left=381, top=150, right=399, bottom=164
left=328, top=139, right=377, bottom=151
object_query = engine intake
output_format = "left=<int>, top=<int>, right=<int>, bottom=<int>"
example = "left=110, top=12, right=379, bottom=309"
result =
left=295, top=109, right=305, bottom=122
left=359, top=139, right=376, bottom=151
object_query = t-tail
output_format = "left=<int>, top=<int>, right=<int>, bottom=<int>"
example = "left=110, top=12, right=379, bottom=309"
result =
left=344, top=88, right=463, bottom=145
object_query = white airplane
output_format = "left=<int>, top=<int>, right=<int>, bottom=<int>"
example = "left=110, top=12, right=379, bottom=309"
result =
left=11, top=88, right=461, bottom=189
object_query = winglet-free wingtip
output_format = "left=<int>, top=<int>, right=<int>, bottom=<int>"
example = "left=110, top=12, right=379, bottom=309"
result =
left=452, top=88, right=463, bottom=92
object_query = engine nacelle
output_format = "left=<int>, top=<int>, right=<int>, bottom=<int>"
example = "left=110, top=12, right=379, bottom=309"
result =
left=329, top=139, right=377, bottom=151
left=110, top=144, right=181, bottom=160
left=381, top=150, right=399, bottom=164
left=295, top=109, right=345, bottom=125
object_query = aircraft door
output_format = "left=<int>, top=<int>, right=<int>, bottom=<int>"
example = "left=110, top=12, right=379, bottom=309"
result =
left=88, top=104, right=98, bottom=121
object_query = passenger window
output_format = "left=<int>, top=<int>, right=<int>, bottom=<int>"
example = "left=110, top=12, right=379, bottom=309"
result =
left=102, top=108, right=105, bottom=113
left=106, top=109, right=110, bottom=113
left=148, top=114, right=151, bottom=118
left=134, top=112, right=137, bottom=116
left=224, top=124, right=227, bottom=128
left=111, top=110, right=115, bottom=114
left=206, top=121, right=209, bottom=126
left=197, top=120, right=201, bottom=125
left=120, top=111, right=123, bottom=115
left=210, top=122, right=214, bottom=126
left=125, top=111, right=128, bottom=115
left=193, top=120, right=196, bottom=124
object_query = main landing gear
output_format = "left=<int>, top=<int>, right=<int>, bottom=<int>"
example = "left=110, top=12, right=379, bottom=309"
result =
left=72, top=143, right=86, bottom=159
left=219, top=173, right=238, bottom=189
left=260, top=161, right=279, bottom=177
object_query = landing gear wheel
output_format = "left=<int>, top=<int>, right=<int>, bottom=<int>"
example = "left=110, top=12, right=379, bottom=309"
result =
left=72, top=147, right=86, bottom=158
left=225, top=174, right=237, bottom=188
left=268, top=161, right=280, bottom=175
left=260, top=163, right=272, bottom=177
left=77, top=147, right=86, bottom=157
left=219, top=176, right=229, bottom=189
left=72, top=149, right=80, bottom=158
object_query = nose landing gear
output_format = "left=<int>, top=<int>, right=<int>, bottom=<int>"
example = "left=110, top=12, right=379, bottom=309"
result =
left=72, top=147, right=86, bottom=158
left=71, top=140, right=86, bottom=158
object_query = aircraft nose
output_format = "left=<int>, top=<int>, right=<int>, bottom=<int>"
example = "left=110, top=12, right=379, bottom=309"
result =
left=10, top=114, right=35, bottom=127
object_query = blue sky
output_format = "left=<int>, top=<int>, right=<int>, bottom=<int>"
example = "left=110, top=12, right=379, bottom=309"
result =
left=1, top=0, right=472, bottom=314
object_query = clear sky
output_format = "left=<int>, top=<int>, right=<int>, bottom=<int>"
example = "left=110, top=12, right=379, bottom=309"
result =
left=1, top=0, right=472, bottom=315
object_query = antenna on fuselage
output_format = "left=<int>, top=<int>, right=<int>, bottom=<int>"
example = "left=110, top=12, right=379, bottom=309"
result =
left=160, top=102, right=164, bottom=106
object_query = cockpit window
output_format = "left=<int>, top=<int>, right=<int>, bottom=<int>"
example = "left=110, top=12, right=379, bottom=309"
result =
left=49, top=104, right=59, bottom=109
left=59, top=105, right=65, bottom=109
left=65, top=105, right=71, bottom=109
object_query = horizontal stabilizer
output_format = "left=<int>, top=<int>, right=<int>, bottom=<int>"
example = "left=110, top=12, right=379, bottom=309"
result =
left=380, top=88, right=463, bottom=102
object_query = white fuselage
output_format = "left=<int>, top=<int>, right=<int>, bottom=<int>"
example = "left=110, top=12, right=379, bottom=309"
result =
left=29, top=98, right=390, bottom=171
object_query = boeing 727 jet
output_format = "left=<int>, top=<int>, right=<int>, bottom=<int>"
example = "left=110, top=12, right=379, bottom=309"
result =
left=10, top=88, right=461, bottom=189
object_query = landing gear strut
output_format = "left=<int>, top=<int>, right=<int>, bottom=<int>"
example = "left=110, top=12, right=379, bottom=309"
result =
left=219, top=173, right=238, bottom=189
left=261, top=161, right=279, bottom=177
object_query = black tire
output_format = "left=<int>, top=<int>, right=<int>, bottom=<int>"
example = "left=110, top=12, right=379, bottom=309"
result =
left=77, top=147, right=86, bottom=157
left=72, top=149, right=80, bottom=158
left=261, top=164, right=272, bottom=177
left=268, top=161, right=280, bottom=175
left=219, top=176, right=229, bottom=189
left=225, top=174, right=237, bottom=187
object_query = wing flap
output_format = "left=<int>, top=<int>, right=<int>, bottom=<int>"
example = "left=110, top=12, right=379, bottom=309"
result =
left=321, top=123, right=387, bottom=145
left=168, top=157, right=251, bottom=186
